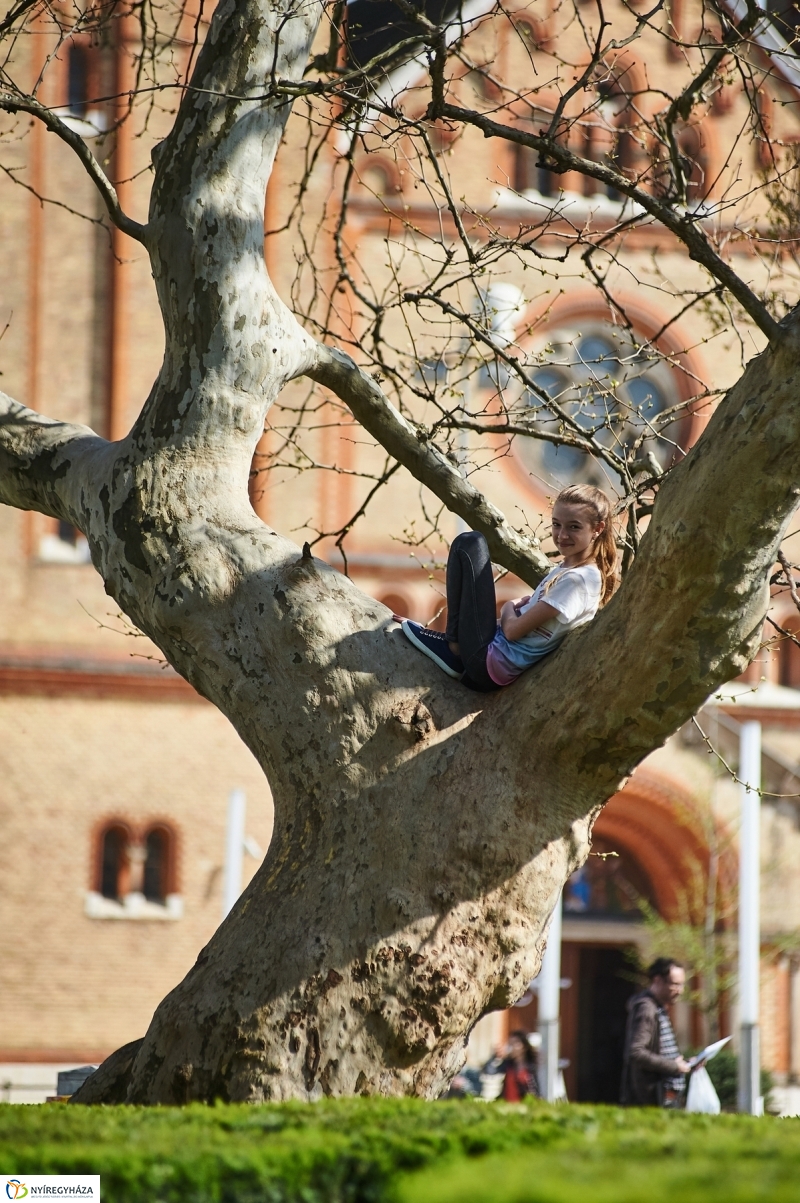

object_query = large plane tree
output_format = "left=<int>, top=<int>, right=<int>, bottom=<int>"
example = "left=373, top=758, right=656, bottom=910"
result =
left=1, top=0, right=800, bottom=1101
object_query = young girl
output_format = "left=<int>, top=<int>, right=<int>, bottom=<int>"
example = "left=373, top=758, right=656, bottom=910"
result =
left=401, top=484, right=616, bottom=691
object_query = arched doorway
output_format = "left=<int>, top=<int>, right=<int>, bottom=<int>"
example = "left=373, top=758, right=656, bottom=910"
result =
left=559, top=834, right=656, bottom=1103
left=508, top=769, right=724, bottom=1101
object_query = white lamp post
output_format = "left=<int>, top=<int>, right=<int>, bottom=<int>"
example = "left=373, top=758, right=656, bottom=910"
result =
left=537, top=890, right=563, bottom=1101
left=738, top=720, right=762, bottom=1115
left=223, top=788, right=247, bottom=919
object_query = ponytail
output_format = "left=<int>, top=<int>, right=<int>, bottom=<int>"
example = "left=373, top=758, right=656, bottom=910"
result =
left=554, top=484, right=618, bottom=606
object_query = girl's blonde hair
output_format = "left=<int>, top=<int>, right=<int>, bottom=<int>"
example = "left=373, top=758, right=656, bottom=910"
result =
left=554, top=484, right=618, bottom=606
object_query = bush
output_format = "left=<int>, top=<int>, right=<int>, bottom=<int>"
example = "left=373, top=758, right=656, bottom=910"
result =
left=1, top=1099, right=798, bottom=1203
left=0, top=1100, right=608, bottom=1203
left=705, top=1049, right=773, bottom=1111
left=397, top=1117, right=800, bottom=1203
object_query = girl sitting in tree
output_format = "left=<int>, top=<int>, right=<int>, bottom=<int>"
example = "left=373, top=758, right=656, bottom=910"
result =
left=401, top=484, right=616, bottom=691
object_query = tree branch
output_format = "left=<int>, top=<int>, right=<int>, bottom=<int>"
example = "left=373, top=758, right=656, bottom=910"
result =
left=306, top=345, right=551, bottom=587
left=0, top=0, right=38, bottom=38
left=0, top=92, right=147, bottom=244
left=777, top=549, right=800, bottom=613
left=663, top=0, right=761, bottom=127
left=434, top=101, right=780, bottom=341
left=0, top=392, right=106, bottom=524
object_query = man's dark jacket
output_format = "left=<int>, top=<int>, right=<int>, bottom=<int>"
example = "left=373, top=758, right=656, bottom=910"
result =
left=620, top=989, right=682, bottom=1106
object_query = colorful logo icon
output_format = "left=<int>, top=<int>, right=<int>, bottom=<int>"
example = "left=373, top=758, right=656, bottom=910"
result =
left=6, top=1183, right=28, bottom=1200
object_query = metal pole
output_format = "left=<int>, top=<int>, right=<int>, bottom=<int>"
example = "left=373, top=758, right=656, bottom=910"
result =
left=537, top=890, right=562, bottom=1101
left=222, top=789, right=246, bottom=919
left=738, top=721, right=761, bottom=1115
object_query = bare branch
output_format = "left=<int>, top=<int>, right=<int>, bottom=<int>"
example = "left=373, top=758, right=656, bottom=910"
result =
left=765, top=614, right=800, bottom=651
left=306, top=345, right=551, bottom=587
left=0, top=92, right=147, bottom=244
left=436, top=99, right=781, bottom=342
left=662, top=0, right=761, bottom=128
left=778, top=549, right=800, bottom=614
left=0, top=0, right=38, bottom=38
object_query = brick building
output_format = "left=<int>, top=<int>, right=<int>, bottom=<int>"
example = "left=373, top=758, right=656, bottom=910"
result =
left=2, top=0, right=800, bottom=1106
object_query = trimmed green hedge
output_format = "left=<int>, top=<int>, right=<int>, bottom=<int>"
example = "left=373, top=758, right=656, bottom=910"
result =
left=398, top=1108, right=800, bottom=1203
left=1, top=1099, right=798, bottom=1203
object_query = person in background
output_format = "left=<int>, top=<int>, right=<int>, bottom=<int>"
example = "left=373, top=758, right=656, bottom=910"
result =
left=484, top=1031, right=541, bottom=1102
left=621, top=957, right=693, bottom=1108
left=444, top=1066, right=481, bottom=1098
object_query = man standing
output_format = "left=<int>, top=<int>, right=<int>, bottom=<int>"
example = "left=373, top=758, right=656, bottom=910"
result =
left=621, top=957, right=692, bottom=1107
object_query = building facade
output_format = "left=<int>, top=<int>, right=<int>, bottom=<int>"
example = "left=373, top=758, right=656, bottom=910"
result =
left=2, top=0, right=800, bottom=1105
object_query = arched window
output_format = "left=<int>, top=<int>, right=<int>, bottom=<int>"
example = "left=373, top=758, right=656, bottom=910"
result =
left=779, top=621, right=800, bottom=689
left=99, top=824, right=131, bottom=901
left=563, top=837, right=656, bottom=916
left=511, top=107, right=569, bottom=199
left=143, top=825, right=174, bottom=903
left=67, top=43, right=89, bottom=118
left=510, top=12, right=552, bottom=54
left=88, top=820, right=182, bottom=920
left=378, top=593, right=409, bottom=619
left=358, top=156, right=402, bottom=198
left=517, top=323, right=682, bottom=489
left=654, top=124, right=711, bottom=207
left=513, top=144, right=559, bottom=199
left=38, top=517, right=91, bottom=563
left=584, top=123, right=637, bottom=199
left=583, top=72, right=639, bottom=199
left=676, top=126, right=710, bottom=205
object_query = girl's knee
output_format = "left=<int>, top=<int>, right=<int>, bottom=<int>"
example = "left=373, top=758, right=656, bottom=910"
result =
left=452, top=530, right=488, bottom=555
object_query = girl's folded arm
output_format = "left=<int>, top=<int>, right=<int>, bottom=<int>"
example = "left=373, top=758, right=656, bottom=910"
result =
left=499, top=599, right=560, bottom=641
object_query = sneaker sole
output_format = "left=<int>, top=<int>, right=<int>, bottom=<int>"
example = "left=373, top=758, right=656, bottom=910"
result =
left=401, top=620, right=464, bottom=679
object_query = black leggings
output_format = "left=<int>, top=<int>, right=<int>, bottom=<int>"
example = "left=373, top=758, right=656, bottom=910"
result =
left=445, top=531, right=501, bottom=692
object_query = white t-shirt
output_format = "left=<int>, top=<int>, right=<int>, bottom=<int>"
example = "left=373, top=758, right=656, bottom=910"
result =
left=486, top=561, right=602, bottom=685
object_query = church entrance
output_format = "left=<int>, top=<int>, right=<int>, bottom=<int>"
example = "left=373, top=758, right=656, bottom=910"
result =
left=506, top=833, right=652, bottom=1102
left=498, top=773, right=720, bottom=1102
left=560, top=942, right=638, bottom=1103
left=557, top=833, right=653, bottom=1102
left=508, top=928, right=642, bottom=1103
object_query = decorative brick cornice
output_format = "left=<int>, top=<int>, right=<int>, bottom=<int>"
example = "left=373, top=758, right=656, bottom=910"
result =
left=0, top=1049, right=115, bottom=1064
left=714, top=705, right=800, bottom=729
left=0, top=646, right=204, bottom=702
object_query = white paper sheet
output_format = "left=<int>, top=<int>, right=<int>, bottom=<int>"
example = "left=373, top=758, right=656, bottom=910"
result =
left=687, top=1035, right=731, bottom=1069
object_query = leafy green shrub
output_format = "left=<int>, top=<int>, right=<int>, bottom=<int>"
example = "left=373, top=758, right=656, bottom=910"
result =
left=706, top=1048, right=737, bottom=1108
left=705, top=1049, right=773, bottom=1111
left=1, top=1099, right=797, bottom=1203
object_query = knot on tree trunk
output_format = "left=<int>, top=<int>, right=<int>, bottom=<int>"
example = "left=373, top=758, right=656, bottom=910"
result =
left=392, top=699, right=436, bottom=742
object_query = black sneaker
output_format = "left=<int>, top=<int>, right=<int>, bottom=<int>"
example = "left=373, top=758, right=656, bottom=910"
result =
left=401, top=620, right=465, bottom=679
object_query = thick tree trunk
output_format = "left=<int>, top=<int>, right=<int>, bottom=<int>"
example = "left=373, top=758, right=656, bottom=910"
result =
left=1, top=0, right=799, bottom=1103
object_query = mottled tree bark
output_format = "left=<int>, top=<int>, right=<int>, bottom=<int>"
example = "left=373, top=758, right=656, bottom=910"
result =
left=1, top=0, right=799, bottom=1103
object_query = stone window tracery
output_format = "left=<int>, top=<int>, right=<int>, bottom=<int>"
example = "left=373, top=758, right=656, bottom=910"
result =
left=513, top=322, right=682, bottom=491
